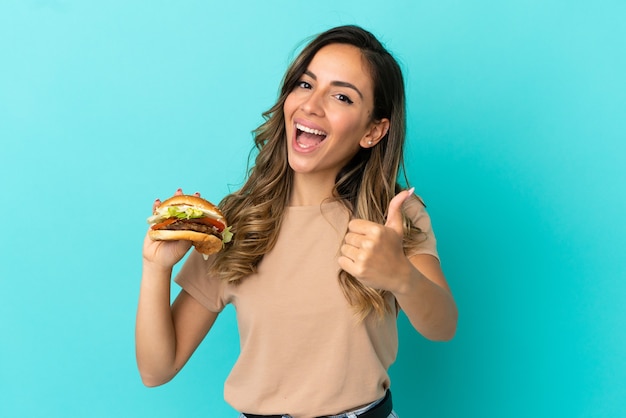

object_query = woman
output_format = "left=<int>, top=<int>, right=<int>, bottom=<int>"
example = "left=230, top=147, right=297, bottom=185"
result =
left=136, top=25, right=458, bottom=418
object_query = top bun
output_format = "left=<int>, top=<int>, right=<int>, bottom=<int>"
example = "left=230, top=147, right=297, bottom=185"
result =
left=159, top=194, right=224, bottom=218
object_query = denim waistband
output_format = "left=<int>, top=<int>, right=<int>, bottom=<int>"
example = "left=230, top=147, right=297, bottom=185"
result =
left=242, top=390, right=392, bottom=418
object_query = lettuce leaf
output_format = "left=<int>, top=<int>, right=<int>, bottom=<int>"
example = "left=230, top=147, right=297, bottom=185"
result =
left=221, top=226, right=233, bottom=244
left=167, top=206, right=205, bottom=220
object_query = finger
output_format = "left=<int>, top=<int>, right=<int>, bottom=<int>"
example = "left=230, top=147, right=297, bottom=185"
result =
left=152, top=198, right=161, bottom=214
left=384, top=187, right=414, bottom=235
left=174, top=188, right=183, bottom=196
left=337, top=254, right=357, bottom=275
left=194, top=191, right=201, bottom=197
left=346, top=218, right=378, bottom=235
left=343, top=231, right=365, bottom=248
left=340, top=242, right=360, bottom=262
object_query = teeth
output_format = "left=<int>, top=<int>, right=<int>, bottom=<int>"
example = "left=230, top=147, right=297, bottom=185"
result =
left=296, top=123, right=327, bottom=136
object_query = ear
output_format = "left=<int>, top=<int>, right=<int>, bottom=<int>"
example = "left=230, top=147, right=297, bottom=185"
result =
left=360, top=118, right=390, bottom=148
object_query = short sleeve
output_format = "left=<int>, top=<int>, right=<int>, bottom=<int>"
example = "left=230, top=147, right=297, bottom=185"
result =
left=174, top=249, right=228, bottom=313
left=402, top=195, right=439, bottom=260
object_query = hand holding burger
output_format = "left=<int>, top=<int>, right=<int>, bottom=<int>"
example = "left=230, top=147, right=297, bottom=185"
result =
left=147, top=193, right=232, bottom=257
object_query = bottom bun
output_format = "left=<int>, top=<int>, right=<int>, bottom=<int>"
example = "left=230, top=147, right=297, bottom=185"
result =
left=192, top=239, right=223, bottom=256
left=148, top=229, right=223, bottom=255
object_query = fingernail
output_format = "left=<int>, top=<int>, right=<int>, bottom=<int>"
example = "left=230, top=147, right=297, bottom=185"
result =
left=407, top=187, right=415, bottom=196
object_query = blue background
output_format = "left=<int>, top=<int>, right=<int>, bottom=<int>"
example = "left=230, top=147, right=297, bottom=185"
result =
left=1, top=1, right=625, bottom=417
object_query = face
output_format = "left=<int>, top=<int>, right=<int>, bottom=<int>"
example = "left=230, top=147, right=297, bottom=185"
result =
left=283, top=43, right=389, bottom=181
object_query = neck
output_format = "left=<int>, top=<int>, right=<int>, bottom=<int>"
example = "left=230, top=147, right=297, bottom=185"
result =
left=289, top=172, right=337, bottom=206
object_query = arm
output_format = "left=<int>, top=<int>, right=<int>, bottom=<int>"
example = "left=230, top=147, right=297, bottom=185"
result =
left=135, top=253, right=218, bottom=386
left=391, top=254, right=457, bottom=341
left=135, top=192, right=219, bottom=386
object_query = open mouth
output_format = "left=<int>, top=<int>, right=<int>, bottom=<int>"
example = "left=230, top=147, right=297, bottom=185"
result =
left=295, top=122, right=328, bottom=149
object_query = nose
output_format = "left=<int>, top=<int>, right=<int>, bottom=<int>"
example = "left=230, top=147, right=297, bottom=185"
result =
left=300, top=90, right=325, bottom=117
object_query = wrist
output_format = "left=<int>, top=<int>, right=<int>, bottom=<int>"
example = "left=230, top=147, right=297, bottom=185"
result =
left=142, top=259, right=174, bottom=278
left=391, top=259, right=422, bottom=296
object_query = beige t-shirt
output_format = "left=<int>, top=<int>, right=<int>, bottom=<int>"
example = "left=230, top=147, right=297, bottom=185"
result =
left=175, top=196, right=438, bottom=417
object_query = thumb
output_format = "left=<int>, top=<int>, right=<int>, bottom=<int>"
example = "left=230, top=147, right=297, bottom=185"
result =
left=384, top=187, right=415, bottom=234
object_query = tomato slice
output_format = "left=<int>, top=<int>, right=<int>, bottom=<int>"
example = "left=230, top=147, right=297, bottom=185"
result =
left=194, top=217, right=225, bottom=232
left=151, top=218, right=177, bottom=230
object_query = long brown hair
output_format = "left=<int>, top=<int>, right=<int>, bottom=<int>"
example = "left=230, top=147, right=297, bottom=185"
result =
left=211, top=25, right=422, bottom=319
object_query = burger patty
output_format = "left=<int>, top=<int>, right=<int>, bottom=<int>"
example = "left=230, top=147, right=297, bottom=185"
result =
left=165, top=219, right=220, bottom=236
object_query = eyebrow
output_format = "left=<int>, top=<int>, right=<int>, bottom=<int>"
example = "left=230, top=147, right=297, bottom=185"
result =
left=304, top=70, right=364, bottom=99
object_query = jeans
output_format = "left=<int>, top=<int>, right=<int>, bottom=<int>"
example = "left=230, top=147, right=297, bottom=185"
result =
left=238, top=395, right=398, bottom=418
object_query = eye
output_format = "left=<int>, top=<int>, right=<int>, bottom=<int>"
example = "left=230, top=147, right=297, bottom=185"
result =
left=334, top=94, right=354, bottom=105
left=296, top=80, right=312, bottom=89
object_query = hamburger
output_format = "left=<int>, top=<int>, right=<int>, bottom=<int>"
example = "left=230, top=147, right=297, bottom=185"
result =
left=147, top=194, right=232, bottom=256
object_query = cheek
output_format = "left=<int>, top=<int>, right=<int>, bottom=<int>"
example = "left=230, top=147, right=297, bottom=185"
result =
left=330, top=114, right=368, bottom=140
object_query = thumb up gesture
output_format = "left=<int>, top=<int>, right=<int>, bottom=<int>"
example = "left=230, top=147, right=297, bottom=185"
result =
left=338, top=188, right=415, bottom=293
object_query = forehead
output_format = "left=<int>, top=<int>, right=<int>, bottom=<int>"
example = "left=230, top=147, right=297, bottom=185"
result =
left=308, top=44, right=374, bottom=94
